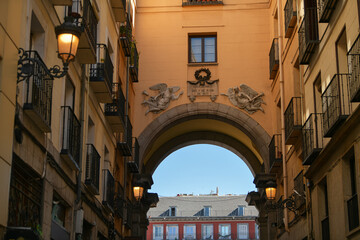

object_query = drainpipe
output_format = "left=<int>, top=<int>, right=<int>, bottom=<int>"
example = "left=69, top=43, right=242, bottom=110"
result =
left=276, top=0, right=289, bottom=232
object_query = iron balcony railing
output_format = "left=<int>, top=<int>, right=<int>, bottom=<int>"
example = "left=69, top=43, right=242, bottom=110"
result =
left=182, top=0, right=223, bottom=6
left=322, top=74, right=351, bottom=137
left=128, top=138, right=140, bottom=173
left=269, top=38, right=279, bottom=79
left=299, top=7, right=319, bottom=65
left=118, top=116, right=133, bottom=156
left=284, top=97, right=302, bottom=145
left=347, top=34, right=360, bottom=102
left=321, top=216, right=330, bottom=240
left=60, top=106, right=81, bottom=169
left=302, top=113, right=323, bottom=165
left=294, top=171, right=306, bottom=209
left=105, top=83, right=126, bottom=129
left=120, top=14, right=132, bottom=57
left=318, top=0, right=339, bottom=23
left=102, top=169, right=115, bottom=211
left=284, top=0, right=297, bottom=38
left=21, top=50, right=53, bottom=133
left=130, top=43, right=139, bottom=82
left=348, top=193, right=359, bottom=231
left=85, top=144, right=100, bottom=195
left=114, top=181, right=124, bottom=219
left=269, top=134, right=282, bottom=173
left=90, top=44, right=114, bottom=98
left=68, top=0, right=98, bottom=63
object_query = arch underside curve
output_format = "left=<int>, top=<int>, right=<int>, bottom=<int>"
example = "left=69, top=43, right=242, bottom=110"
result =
left=138, top=103, right=271, bottom=175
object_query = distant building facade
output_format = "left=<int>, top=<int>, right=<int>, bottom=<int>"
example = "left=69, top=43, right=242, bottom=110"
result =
left=147, top=195, right=259, bottom=240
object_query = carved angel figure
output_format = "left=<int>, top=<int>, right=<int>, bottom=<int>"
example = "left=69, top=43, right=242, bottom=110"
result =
left=142, top=83, right=183, bottom=115
left=222, top=84, right=265, bottom=114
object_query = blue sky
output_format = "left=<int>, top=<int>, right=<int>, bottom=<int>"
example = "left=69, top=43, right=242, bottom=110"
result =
left=150, top=144, right=257, bottom=197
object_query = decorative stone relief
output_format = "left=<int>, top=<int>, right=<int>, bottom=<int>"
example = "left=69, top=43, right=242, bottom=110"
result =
left=187, top=68, right=219, bottom=102
left=142, top=83, right=183, bottom=115
left=222, top=84, right=265, bottom=114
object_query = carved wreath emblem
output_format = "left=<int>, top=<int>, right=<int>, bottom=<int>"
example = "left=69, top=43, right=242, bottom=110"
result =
left=194, top=68, right=211, bottom=85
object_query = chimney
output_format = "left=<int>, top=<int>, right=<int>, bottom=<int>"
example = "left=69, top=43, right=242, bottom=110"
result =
left=216, top=187, right=219, bottom=195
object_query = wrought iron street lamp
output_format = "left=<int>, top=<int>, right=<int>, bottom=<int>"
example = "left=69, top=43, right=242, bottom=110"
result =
left=17, top=16, right=82, bottom=83
left=265, top=180, right=277, bottom=200
left=133, top=186, right=144, bottom=201
left=265, top=180, right=298, bottom=214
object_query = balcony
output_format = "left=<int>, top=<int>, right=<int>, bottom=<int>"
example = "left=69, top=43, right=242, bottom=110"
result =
left=318, top=0, right=339, bottom=23
left=127, top=138, right=140, bottom=173
left=120, top=15, right=132, bottom=57
left=269, top=38, right=279, bottom=80
left=284, top=97, right=302, bottom=145
left=114, top=181, right=124, bottom=218
left=60, top=106, right=81, bottom=170
left=130, top=43, right=139, bottom=82
left=85, top=144, right=100, bottom=195
left=348, top=34, right=360, bottom=102
left=109, top=0, right=126, bottom=22
left=182, top=0, right=223, bottom=6
left=294, top=171, right=306, bottom=210
left=322, top=74, right=351, bottom=137
left=21, top=50, right=53, bottom=133
left=118, top=116, right=133, bottom=156
left=284, top=0, right=297, bottom=38
left=269, top=134, right=282, bottom=173
left=90, top=44, right=114, bottom=103
left=102, top=169, right=115, bottom=212
left=299, top=7, right=319, bottom=65
left=302, top=113, right=323, bottom=165
left=105, top=83, right=126, bottom=132
left=70, top=0, right=98, bottom=64
left=348, top=193, right=359, bottom=231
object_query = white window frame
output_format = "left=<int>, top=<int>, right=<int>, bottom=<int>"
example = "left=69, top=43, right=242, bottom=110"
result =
left=218, top=224, right=231, bottom=239
left=204, top=206, right=211, bottom=216
left=237, top=223, right=249, bottom=240
left=184, top=224, right=196, bottom=240
left=166, top=224, right=179, bottom=240
left=169, top=206, right=177, bottom=216
left=153, top=224, right=164, bottom=240
left=201, top=224, right=213, bottom=240
left=255, top=223, right=259, bottom=239
left=238, top=206, right=245, bottom=216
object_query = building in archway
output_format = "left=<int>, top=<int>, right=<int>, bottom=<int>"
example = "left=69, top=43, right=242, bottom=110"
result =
left=147, top=195, right=259, bottom=240
left=0, top=0, right=360, bottom=239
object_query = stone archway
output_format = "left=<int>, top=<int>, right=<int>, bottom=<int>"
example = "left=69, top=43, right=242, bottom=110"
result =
left=138, top=102, right=271, bottom=175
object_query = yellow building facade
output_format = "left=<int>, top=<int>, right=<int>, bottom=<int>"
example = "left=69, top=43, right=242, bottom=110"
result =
left=0, top=0, right=360, bottom=239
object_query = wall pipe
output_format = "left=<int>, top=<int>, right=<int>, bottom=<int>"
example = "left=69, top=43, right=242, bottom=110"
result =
left=276, top=0, right=290, bottom=232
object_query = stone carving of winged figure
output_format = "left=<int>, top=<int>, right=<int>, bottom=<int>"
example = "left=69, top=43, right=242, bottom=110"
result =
left=222, top=84, right=265, bottom=114
left=142, top=83, right=183, bottom=115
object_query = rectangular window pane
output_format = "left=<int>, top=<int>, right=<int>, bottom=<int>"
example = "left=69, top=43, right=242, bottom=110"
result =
left=167, top=225, right=178, bottom=240
left=190, top=38, right=202, bottom=62
left=153, top=225, right=163, bottom=240
left=219, top=224, right=231, bottom=239
left=237, top=224, right=249, bottom=239
left=202, top=224, right=213, bottom=239
left=238, top=206, right=244, bottom=216
left=184, top=225, right=196, bottom=240
left=204, top=206, right=211, bottom=216
left=204, top=37, right=216, bottom=62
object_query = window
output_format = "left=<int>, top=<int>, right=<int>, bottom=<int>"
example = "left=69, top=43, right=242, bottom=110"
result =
left=255, top=224, right=259, bottom=239
left=204, top=206, right=211, bottom=216
left=184, top=225, right=196, bottom=240
left=166, top=225, right=178, bottom=240
left=319, top=178, right=330, bottom=240
left=169, top=206, right=177, bottom=216
left=238, top=206, right=244, bottom=216
left=202, top=224, right=213, bottom=239
left=237, top=223, right=249, bottom=239
left=189, top=35, right=217, bottom=63
left=218, top=224, right=231, bottom=239
left=153, top=225, right=164, bottom=240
